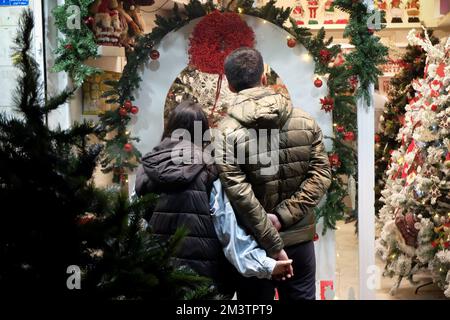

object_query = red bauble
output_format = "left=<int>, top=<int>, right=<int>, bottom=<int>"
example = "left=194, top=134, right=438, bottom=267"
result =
left=130, top=106, right=139, bottom=114
left=368, top=28, right=374, bottom=34
left=150, top=49, right=160, bottom=60
left=287, top=38, right=297, bottom=48
left=431, top=104, right=438, bottom=112
left=123, top=143, right=133, bottom=152
left=314, top=78, right=323, bottom=88
left=123, top=100, right=133, bottom=111
left=336, top=126, right=345, bottom=133
left=319, top=49, right=331, bottom=63
left=189, top=11, right=255, bottom=74
left=65, top=44, right=73, bottom=50
left=375, top=134, right=381, bottom=143
left=313, top=233, right=319, bottom=241
left=329, top=153, right=341, bottom=168
left=84, top=16, right=94, bottom=27
left=320, top=96, right=334, bottom=113
left=343, top=131, right=355, bottom=141
left=119, top=108, right=128, bottom=116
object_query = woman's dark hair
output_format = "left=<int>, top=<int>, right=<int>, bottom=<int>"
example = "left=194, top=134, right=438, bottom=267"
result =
left=162, top=100, right=209, bottom=145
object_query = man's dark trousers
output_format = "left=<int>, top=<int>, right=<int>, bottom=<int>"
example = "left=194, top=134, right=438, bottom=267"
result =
left=235, top=241, right=316, bottom=300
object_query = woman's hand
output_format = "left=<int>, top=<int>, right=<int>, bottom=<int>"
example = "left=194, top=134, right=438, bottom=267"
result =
left=272, top=259, right=293, bottom=281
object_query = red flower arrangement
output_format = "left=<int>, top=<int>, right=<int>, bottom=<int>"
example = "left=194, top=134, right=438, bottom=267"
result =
left=188, top=11, right=255, bottom=75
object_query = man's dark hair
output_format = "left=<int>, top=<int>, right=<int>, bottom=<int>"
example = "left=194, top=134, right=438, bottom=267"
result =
left=224, top=47, right=264, bottom=92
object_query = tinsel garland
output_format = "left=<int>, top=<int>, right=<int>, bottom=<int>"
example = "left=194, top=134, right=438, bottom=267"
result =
left=54, top=0, right=388, bottom=233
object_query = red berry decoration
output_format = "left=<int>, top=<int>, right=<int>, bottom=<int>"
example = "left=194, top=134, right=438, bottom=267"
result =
left=336, top=126, right=345, bottom=133
left=123, top=100, right=133, bottom=111
left=329, top=153, right=341, bottom=168
left=319, top=49, right=332, bottom=63
left=123, top=143, right=133, bottom=152
left=320, top=96, right=334, bottom=113
left=150, top=49, right=160, bottom=60
left=375, top=134, right=381, bottom=143
left=130, top=106, right=139, bottom=114
left=287, top=38, right=297, bottom=48
left=65, top=43, right=73, bottom=50
left=343, top=131, right=355, bottom=141
left=368, top=28, right=375, bottom=35
left=119, top=108, right=128, bottom=117
left=313, top=233, right=319, bottom=241
left=314, top=78, right=323, bottom=88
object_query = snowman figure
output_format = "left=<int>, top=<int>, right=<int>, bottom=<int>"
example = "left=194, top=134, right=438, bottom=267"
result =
left=291, top=0, right=305, bottom=25
left=375, top=0, right=388, bottom=23
left=323, top=0, right=335, bottom=24
left=390, top=0, right=404, bottom=23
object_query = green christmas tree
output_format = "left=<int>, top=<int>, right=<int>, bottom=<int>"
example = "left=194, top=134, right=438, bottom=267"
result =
left=375, top=29, right=439, bottom=214
left=0, top=9, right=214, bottom=300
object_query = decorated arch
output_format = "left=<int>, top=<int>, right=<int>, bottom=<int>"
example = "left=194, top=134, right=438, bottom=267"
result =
left=53, top=0, right=388, bottom=299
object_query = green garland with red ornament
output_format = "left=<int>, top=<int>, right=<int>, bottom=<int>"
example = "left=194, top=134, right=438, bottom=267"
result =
left=53, top=0, right=387, bottom=232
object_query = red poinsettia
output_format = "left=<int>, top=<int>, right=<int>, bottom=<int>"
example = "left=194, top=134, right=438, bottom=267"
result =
left=320, top=96, right=334, bottom=112
left=329, top=153, right=341, bottom=168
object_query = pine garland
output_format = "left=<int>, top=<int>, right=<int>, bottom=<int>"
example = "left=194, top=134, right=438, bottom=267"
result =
left=52, top=0, right=100, bottom=86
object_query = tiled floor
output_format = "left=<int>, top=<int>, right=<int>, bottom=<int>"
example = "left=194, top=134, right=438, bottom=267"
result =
left=334, top=220, right=447, bottom=300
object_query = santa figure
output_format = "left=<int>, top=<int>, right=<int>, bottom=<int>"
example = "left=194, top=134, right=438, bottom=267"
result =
left=291, top=0, right=305, bottom=25
left=390, top=0, right=404, bottom=23
left=307, top=0, right=319, bottom=24
left=406, top=0, right=420, bottom=23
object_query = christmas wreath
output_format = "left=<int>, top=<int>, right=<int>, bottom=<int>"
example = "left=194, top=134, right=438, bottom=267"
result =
left=189, top=10, right=255, bottom=75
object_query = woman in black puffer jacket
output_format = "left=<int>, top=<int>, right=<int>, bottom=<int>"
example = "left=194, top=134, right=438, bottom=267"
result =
left=135, top=101, right=235, bottom=296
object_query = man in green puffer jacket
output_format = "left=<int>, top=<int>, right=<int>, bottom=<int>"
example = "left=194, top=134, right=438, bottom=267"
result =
left=215, top=47, right=331, bottom=300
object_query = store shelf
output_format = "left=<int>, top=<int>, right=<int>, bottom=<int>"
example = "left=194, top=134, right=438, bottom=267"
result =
left=97, top=45, right=126, bottom=57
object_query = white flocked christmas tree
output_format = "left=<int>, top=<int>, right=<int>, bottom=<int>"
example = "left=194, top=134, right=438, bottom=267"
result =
left=376, top=29, right=450, bottom=297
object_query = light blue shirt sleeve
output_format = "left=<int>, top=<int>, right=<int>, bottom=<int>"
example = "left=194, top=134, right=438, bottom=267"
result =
left=210, top=179, right=276, bottom=279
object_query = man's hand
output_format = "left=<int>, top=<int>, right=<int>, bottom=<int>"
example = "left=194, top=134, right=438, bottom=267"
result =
left=267, top=213, right=282, bottom=231
left=274, top=249, right=294, bottom=280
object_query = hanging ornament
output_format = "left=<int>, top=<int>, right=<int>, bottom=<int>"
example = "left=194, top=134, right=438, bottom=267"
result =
left=65, top=43, right=73, bottom=50
left=375, top=134, right=381, bottom=143
left=313, top=233, right=319, bottom=241
left=119, top=107, right=129, bottom=116
left=130, top=106, right=139, bottom=114
left=368, top=27, right=375, bottom=35
left=343, top=131, right=355, bottom=141
left=329, top=153, right=341, bottom=168
left=123, top=143, right=133, bottom=152
left=119, top=108, right=128, bottom=117
left=445, top=153, right=450, bottom=168
left=287, top=38, right=297, bottom=48
left=123, top=100, right=133, bottom=111
left=84, top=16, right=94, bottom=27
left=314, top=78, right=323, bottom=88
left=320, top=96, right=334, bottom=112
left=150, top=49, right=160, bottom=60
left=349, top=76, right=358, bottom=90
left=77, top=213, right=96, bottom=225
left=336, top=125, right=345, bottom=133
left=319, top=49, right=332, bottom=63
